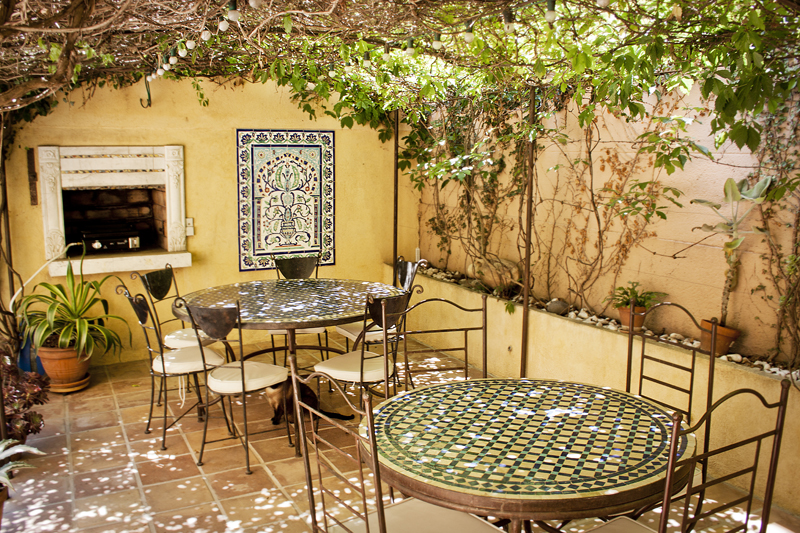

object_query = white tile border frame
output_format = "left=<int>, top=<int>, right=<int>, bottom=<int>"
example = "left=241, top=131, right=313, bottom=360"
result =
left=38, top=145, right=190, bottom=276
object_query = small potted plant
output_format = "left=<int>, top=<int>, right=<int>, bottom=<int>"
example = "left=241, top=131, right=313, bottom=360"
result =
left=16, top=251, right=128, bottom=393
left=606, top=281, right=667, bottom=331
left=0, top=438, right=44, bottom=528
left=691, top=176, right=772, bottom=355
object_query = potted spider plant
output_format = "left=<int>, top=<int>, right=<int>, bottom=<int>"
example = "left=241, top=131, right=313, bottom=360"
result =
left=16, top=251, right=128, bottom=393
left=0, top=438, right=43, bottom=528
left=691, top=176, right=772, bottom=355
left=606, top=281, right=667, bottom=331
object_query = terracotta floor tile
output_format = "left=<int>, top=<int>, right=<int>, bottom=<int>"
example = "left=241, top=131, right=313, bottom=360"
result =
left=69, top=410, right=120, bottom=432
left=219, top=488, right=297, bottom=529
left=151, top=503, right=228, bottom=533
left=143, top=476, right=215, bottom=513
left=69, top=395, right=118, bottom=415
left=35, top=402, right=67, bottom=419
left=26, top=434, right=69, bottom=456
left=36, top=416, right=67, bottom=439
left=79, top=523, right=151, bottom=533
left=116, top=389, right=154, bottom=409
left=184, top=426, right=241, bottom=454
left=206, top=466, right=276, bottom=499
left=67, top=380, right=114, bottom=400
left=128, top=434, right=191, bottom=462
left=2, top=501, right=73, bottom=532
left=118, top=404, right=155, bottom=425
left=137, top=453, right=202, bottom=485
left=265, top=457, right=309, bottom=487
left=73, top=464, right=139, bottom=498
left=71, top=425, right=127, bottom=451
left=73, top=488, right=149, bottom=530
left=5, top=470, right=73, bottom=509
left=72, top=443, right=132, bottom=474
left=106, top=359, right=151, bottom=381
left=111, top=376, right=153, bottom=393
left=251, top=435, right=301, bottom=463
left=196, top=444, right=260, bottom=474
left=123, top=421, right=181, bottom=443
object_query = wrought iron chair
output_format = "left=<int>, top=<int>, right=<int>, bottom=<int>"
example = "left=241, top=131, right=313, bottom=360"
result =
left=290, top=355, right=505, bottom=533
left=130, top=264, right=208, bottom=350
left=181, top=299, right=291, bottom=474
left=586, top=380, right=790, bottom=533
left=399, top=293, right=488, bottom=389
left=266, top=253, right=328, bottom=365
left=620, top=302, right=721, bottom=524
left=335, top=255, right=428, bottom=351
left=625, top=302, right=719, bottom=424
left=314, top=291, right=411, bottom=402
left=117, top=283, right=225, bottom=451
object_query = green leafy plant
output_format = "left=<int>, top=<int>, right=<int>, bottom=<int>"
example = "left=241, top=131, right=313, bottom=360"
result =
left=16, top=252, right=128, bottom=362
left=606, top=281, right=667, bottom=310
left=0, top=439, right=43, bottom=491
left=691, top=176, right=772, bottom=327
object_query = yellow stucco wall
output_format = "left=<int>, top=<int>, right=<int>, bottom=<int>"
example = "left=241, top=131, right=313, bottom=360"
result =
left=3, top=78, right=419, bottom=362
left=393, top=264, right=799, bottom=517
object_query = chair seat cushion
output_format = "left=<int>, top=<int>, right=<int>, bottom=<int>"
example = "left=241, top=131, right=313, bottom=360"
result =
left=163, top=328, right=209, bottom=349
left=266, top=327, right=327, bottom=336
left=335, top=322, right=395, bottom=343
left=314, top=350, right=392, bottom=383
left=208, top=361, right=288, bottom=394
left=152, top=345, right=224, bottom=375
left=332, top=497, right=504, bottom=532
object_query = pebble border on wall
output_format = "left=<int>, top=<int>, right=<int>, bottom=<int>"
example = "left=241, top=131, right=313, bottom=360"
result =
left=237, top=129, right=335, bottom=271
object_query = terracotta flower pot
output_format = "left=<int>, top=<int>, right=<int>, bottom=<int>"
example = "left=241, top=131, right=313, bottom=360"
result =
left=36, top=346, right=91, bottom=393
left=700, top=320, right=740, bottom=356
left=618, top=306, right=646, bottom=331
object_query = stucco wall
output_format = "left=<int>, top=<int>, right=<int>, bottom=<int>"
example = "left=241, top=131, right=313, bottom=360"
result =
left=393, top=265, right=799, bottom=517
left=3, top=78, right=419, bottom=362
left=417, top=87, right=781, bottom=361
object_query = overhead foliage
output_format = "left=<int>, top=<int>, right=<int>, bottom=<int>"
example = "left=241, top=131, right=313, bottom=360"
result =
left=0, top=0, right=796, bottom=156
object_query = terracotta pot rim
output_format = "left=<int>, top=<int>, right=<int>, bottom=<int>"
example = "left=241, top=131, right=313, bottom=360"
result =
left=700, top=319, right=740, bottom=337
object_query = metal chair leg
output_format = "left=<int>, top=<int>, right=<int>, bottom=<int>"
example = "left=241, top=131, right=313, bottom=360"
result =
left=145, top=373, right=156, bottom=435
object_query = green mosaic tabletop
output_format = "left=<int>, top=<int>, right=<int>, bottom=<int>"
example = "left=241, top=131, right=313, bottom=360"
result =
left=175, top=279, right=404, bottom=330
left=364, top=379, right=694, bottom=504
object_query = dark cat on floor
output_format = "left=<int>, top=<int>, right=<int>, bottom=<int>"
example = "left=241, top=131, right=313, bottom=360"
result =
left=266, top=381, right=355, bottom=425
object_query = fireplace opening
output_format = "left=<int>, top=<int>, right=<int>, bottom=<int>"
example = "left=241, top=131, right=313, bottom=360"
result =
left=62, top=186, right=167, bottom=256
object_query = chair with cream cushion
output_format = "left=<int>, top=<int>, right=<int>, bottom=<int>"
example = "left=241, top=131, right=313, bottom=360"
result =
left=335, top=255, right=426, bottom=352
left=266, top=254, right=328, bottom=365
left=315, top=291, right=410, bottom=402
left=118, top=283, right=225, bottom=451
left=183, top=299, right=291, bottom=474
left=131, top=264, right=210, bottom=350
left=290, top=355, right=504, bottom=533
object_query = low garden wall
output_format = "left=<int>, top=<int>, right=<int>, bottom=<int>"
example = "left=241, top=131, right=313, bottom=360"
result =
left=384, top=264, right=800, bottom=517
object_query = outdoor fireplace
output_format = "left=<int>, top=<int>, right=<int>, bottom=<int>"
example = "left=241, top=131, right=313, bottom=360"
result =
left=37, top=145, right=191, bottom=276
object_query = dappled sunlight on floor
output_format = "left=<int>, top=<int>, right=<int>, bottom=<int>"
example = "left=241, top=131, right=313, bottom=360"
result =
left=10, top=330, right=800, bottom=533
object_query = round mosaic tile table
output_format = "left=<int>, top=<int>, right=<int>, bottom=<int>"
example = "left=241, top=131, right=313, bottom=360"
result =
left=175, top=278, right=404, bottom=331
left=363, top=379, right=695, bottom=528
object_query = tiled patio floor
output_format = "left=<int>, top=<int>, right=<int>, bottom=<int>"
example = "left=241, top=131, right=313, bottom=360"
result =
left=7, top=331, right=800, bottom=533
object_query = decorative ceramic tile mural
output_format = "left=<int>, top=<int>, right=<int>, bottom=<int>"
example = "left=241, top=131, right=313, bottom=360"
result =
left=237, top=129, right=335, bottom=271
